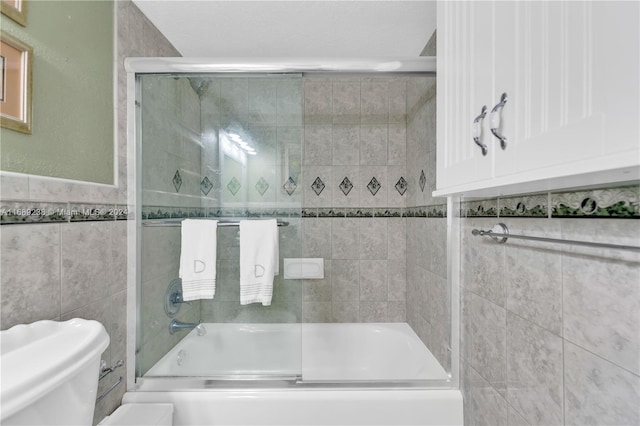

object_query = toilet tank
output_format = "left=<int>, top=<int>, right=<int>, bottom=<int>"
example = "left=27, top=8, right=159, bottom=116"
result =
left=0, top=318, right=110, bottom=425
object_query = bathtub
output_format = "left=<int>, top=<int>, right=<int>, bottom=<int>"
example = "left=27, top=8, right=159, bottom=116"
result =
left=128, top=323, right=462, bottom=425
left=145, top=322, right=449, bottom=382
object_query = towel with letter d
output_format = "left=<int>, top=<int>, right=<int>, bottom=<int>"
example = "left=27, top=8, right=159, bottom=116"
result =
left=179, top=219, right=218, bottom=301
left=239, top=219, right=279, bottom=306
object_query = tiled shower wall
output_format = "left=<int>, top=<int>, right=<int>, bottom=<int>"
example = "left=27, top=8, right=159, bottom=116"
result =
left=298, top=74, right=441, bottom=324
left=459, top=186, right=640, bottom=426
left=0, top=2, right=179, bottom=424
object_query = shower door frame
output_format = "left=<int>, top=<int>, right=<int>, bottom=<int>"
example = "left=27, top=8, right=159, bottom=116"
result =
left=125, top=57, right=459, bottom=392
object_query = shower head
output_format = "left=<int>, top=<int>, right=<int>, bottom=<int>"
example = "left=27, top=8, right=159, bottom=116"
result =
left=188, top=77, right=209, bottom=99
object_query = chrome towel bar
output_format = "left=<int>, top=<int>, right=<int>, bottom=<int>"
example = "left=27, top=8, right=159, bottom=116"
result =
left=472, top=223, right=640, bottom=252
left=143, top=219, right=289, bottom=227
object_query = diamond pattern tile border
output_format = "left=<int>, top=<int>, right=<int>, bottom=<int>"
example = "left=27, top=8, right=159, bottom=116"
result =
left=339, top=177, right=354, bottom=196
left=200, top=176, right=213, bottom=196
left=367, top=177, right=381, bottom=196
left=283, top=177, right=297, bottom=196
left=227, top=177, right=241, bottom=196
left=311, top=177, right=325, bottom=196
left=172, top=170, right=183, bottom=193
left=395, top=177, right=407, bottom=196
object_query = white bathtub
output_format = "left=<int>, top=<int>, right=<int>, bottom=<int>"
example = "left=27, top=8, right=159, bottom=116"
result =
left=144, top=322, right=449, bottom=382
left=130, top=322, right=462, bottom=425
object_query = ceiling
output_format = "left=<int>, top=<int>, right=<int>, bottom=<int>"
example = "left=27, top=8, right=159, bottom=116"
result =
left=132, top=1, right=437, bottom=57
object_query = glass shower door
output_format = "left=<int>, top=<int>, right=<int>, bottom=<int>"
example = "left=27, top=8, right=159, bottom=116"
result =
left=136, top=73, right=303, bottom=381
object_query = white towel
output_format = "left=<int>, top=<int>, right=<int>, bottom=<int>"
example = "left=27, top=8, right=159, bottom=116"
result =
left=179, top=219, right=218, bottom=301
left=239, top=219, right=279, bottom=306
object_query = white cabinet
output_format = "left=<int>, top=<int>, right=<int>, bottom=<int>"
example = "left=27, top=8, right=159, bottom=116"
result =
left=435, top=1, right=640, bottom=197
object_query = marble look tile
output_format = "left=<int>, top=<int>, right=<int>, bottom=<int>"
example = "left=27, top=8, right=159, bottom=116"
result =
left=469, top=293, right=507, bottom=396
left=429, top=273, right=450, bottom=339
left=387, top=257, right=406, bottom=301
left=0, top=172, right=29, bottom=200
left=248, top=78, right=277, bottom=125
left=359, top=218, right=388, bottom=260
left=507, top=405, right=531, bottom=426
left=304, top=78, right=332, bottom=124
left=506, top=312, right=564, bottom=426
left=462, top=219, right=506, bottom=307
left=332, top=124, right=360, bottom=166
left=332, top=79, right=360, bottom=124
left=331, top=260, right=359, bottom=301
left=360, top=302, right=388, bottom=322
left=388, top=80, right=407, bottom=124
left=215, top=260, right=240, bottom=301
left=303, top=302, right=332, bottom=323
left=304, top=125, right=333, bottom=166
left=361, top=80, right=388, bottom=124
left=505, top=220, right=563, bottom=334
left=303, top=260, right=332, bottom=302
left=332, top=301, right=359, bottom=322
left=302, top=218, right=332, bottom=258
left=360, top=125, right=388, bottom=165
left=0, top=224, right=61, bottom=329
left=141, top=226, right=181, bottom=282
left=427, top=217, right=448, bottom=279
left=110, top=221, right=128, bottom=294
left=388, top=124, right=407, bottom=166
left=388, top=301, right=406, bottom=322
left=359, top=260, right=387, bottom=301
left=467, top=364, right=509, bottom=426
left=109, top=290, right=127, bottom=365
left=60, top=222, right=113, bottom=314
left=564, top=341, right=640, bottom=426
left=562, top=251, right=640, bottom=375
left=276, top=78, right=303, bottom=126
left=331, top=218, right=359, bottom=259
left=387, top=218, right=406, bottom=260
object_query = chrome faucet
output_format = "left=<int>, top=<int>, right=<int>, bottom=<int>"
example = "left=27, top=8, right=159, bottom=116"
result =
left=168, top=319, right=206, bottom=336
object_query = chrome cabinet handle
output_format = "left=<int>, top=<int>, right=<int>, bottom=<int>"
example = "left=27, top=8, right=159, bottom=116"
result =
left=490, top=92, right=508, bottom=150
left=472, top=105, right=488, bottom=156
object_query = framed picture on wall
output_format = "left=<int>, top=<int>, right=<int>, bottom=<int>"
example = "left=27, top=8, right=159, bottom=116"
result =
left=0, top=30, right=32, bottom=134
left=1, top=0, right=27, bottom=26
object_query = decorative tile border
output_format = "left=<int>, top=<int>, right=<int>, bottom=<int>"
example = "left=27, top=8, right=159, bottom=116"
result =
left=460, top=184, right=639, bottom=219
left=460, top=198, right=499, bottom=218
left=498, top=194, right=548, bottom=218
left=0, top=201, right=131, bottom=225
left=138, top=205, right=446, bottom=221
left=551, top=185, right=639, bottom=218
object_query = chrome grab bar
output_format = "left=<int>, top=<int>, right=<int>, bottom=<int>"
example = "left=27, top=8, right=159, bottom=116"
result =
left=472, top=223, right=640, bottom=252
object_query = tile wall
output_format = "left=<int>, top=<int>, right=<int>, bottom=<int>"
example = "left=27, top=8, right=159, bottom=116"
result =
left=0, top=2, right=179, bottom=424
left=298, top=75, right=414, bottom=323
left=459, top=185, right=640, bottom=425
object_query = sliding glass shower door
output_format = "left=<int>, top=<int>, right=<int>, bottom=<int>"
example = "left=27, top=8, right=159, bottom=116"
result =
left=136, top=73, right=303, bottom=380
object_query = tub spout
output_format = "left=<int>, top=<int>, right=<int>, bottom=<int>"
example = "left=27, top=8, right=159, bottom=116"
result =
left=169, top=319, right=206, bottom=336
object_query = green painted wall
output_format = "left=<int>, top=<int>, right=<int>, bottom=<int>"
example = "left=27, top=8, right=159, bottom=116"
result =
left=1, top=0, right=113, bottom=184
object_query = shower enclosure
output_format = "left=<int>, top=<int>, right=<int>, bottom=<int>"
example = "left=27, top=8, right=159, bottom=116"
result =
left=126, top=58, right=459, bottom=394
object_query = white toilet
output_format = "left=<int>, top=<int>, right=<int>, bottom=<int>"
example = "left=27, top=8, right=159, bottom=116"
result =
left=0, top=318, right=109, bottom=425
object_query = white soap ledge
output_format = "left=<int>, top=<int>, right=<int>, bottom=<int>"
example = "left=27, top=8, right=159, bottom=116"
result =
left=283, top=258, right=324, bottom=279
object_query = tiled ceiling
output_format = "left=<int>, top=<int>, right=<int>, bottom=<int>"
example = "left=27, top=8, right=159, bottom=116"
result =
left=132, top=1, right=436, bottom=57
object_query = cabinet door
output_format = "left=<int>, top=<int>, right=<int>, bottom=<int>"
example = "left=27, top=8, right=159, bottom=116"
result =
left=436, top=1, right=494, bottom=190
left=502, top=1, right=639, bottom=177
